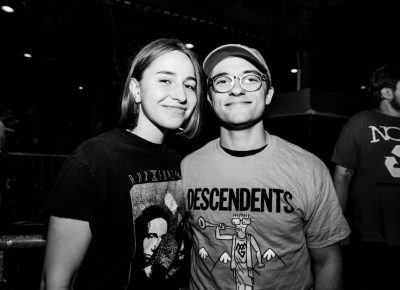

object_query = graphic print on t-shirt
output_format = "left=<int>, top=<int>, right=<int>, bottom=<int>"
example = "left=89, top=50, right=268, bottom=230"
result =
left=197, top=213, right=286, bottom=290
left=384, top=145, right=400, bottom=178
left=369, top=125, right=400, bottom=178
left=128, top=169, right=186, bottom=286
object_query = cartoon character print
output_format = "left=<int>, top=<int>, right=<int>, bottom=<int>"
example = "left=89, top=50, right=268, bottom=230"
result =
left=197, top=213, right=286, bottom=290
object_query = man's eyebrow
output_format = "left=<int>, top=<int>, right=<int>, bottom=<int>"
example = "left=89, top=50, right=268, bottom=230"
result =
left=243, top=69, right=262, bottom=75
left=210, top=72, right=228, bottom=79
left=211, top=70, right=262, bottom=79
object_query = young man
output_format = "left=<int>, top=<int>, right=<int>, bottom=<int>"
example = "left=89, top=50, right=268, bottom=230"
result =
left=332, top=63, right=400, bottom=289
left=182, top=44, right=350, bottom=290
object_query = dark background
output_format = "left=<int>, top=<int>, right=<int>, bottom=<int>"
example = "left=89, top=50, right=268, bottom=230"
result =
left=0, top=1, right=398, bottom=288
left=1, top=0, right=399, bottom=155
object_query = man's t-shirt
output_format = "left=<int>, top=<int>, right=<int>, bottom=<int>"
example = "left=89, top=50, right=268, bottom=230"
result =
left=332, top=110, right=400, bottom=245
left=182, top=133, right=350, bottom=290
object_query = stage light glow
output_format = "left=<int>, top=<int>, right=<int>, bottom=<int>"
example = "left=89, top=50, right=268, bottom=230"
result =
left=1, top=6, right=14, bottom=13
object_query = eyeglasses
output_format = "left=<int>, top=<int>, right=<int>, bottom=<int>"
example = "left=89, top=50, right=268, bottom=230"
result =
left=208, top=73, right=269, bottom=93
left=231, top=218, right=251, bottom=225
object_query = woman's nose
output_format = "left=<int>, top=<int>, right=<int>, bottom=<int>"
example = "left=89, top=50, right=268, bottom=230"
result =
left=171, top=85, right=188, bottom=102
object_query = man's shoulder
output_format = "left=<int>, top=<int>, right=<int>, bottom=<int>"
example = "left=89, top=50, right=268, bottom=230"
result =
left=272, top=135, right=326, bottom=167
left=346, top=109, right=376, bottom=123
left=338, top=109, right=395, bottom=134
left=273, top=134, right=312, bottom=155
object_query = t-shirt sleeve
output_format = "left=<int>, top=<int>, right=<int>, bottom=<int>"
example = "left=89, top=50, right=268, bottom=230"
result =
left=304, top=163, right=351, bottom=248
left=331, top=117, right=359, bottom=169
left=41, top=155, right=106, bottom=222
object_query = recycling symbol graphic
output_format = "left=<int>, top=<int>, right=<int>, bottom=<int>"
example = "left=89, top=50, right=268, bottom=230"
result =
left=385, top=145, right=400, bottom=178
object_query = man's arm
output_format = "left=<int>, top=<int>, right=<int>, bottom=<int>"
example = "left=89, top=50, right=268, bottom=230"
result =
left=309, top=243, right=343, bottom=290
left=333, top=165, right=353, bottom=210
left=215, top=223, right=233, bottom=240
left=40, top=216, right=92, bottom=290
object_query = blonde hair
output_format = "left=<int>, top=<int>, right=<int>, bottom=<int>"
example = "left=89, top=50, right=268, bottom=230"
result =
left=119, top=38, right=204, bottom=139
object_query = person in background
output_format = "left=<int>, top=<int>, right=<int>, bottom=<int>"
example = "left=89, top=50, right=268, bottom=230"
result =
left=40, top=38, right=204, bottom=290
left=0, top=109, right=16, bottom=153
left=0, top=120, right=7, bottom=153
left=0, top=111, right=17, bottom=231
left=181, top=44, right=350, bottom=290
left=332, top=63, right=400, bottom=290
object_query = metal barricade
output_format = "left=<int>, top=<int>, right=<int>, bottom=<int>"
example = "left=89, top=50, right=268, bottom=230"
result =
left=0, top=152, right=66, bottom=288
left=0, top=234, right=46, bottom=286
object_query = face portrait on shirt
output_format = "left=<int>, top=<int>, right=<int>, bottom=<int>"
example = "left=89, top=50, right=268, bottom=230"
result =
left=143, top=217, right=168, bottom=262
left=134, top=205, right=170, bottom=271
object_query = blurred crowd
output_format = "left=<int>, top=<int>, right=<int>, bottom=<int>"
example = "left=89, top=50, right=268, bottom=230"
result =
left=0, top=105, right=105, bottom=155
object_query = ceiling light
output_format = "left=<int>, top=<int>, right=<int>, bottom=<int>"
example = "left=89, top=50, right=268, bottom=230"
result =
left=185, top=43, right=194, bottom=49
left=290, top=68, right=298, bottom=73
left=1, top=5, right=14, bottom=13
left=23, top=53, right=32, bottom=58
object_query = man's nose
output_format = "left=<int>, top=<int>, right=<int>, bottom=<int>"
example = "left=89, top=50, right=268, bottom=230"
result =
left=229, top=78, right=245, bottom=96
left=152, top=237, right=162, bottom=250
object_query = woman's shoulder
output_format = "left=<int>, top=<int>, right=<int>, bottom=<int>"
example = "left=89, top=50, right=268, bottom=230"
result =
left=70, top=129, right=121, bottom=159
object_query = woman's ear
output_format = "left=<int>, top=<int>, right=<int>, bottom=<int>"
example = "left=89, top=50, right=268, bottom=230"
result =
left=265, top=86, right=274, bottom=105
left=129, top=78, right=141, bottom=103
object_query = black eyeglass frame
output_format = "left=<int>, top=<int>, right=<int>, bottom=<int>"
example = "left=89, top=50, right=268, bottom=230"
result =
left=207, top=73, right=270, bottom=93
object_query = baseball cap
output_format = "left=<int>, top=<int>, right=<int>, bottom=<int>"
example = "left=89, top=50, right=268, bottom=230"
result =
left=203, top=44, right=271, bottom=82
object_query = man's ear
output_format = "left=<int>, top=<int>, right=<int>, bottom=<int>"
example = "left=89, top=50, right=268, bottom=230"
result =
left=129, top=78, right=141, bottom=103
left=381, top=88, right=393, bottom=101
left=265, top=87, right=274, bottom=105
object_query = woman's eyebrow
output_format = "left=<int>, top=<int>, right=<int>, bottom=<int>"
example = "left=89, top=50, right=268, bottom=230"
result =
left=156, top=70, right=176, bottom=76
left=186, top=76, right=197, bottom=82
left=156, top=71, right=196, bottom=81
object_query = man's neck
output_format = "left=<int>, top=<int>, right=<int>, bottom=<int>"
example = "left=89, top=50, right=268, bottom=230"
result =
left=379, top=102, right=400, bottom=118
left=220, top=123, right=267, bottom=151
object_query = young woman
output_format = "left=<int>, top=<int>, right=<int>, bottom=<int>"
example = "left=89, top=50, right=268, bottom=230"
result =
left=40, top=38, right=204, bottom=290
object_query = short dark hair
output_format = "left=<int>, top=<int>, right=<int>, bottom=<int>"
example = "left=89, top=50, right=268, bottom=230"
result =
left=135, top=205, right=170, bottom=235
left=119, top=38, right=204, bottom=138
left=369, top=63, right=400, bottom=108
